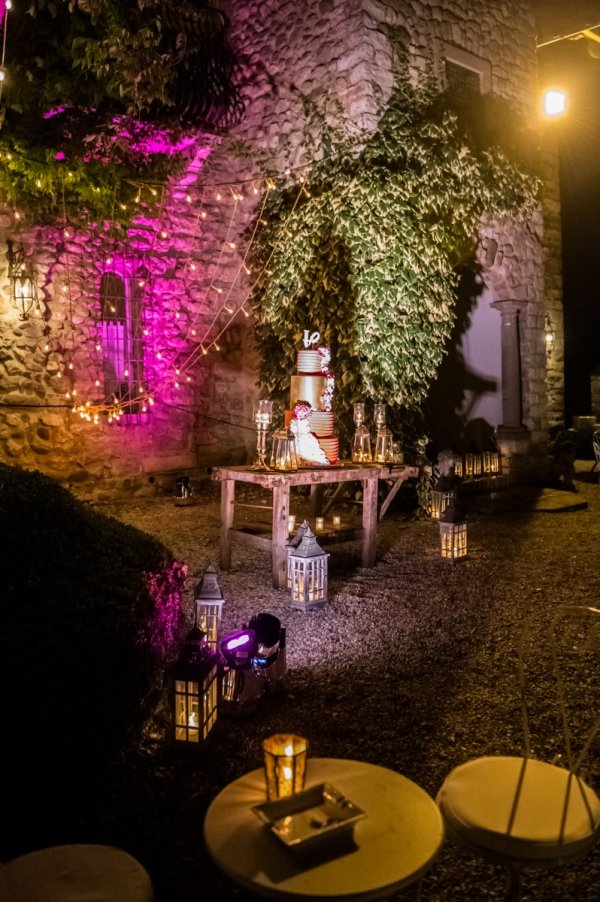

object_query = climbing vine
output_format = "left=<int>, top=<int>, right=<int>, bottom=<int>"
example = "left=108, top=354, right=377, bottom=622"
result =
left=248, top=71, right=540, bottom=446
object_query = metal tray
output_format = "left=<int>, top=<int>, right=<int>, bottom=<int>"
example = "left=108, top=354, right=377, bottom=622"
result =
left=252, top=782, right=366, bottom=857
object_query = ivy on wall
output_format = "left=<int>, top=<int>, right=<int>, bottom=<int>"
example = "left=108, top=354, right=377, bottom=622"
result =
left=249, top=72, right=540, bottom=445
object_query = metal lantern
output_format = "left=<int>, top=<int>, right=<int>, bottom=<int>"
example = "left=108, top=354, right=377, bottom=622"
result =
left=431, top=478, right=457, bottom=521
left=374, top=426, right=394, bottom=463
left=262, top=733, right=308, bottom=800
left=472, top=453, right=483, bottom=477
left=288, top=522, right=329, bottom=611
left=194, top=564, right=225, bottom=650
left=6, top=240, right=40, bottom=320
left=439, top=501, right=468, bottom=563
left=173, top=624, right=219, bottom=747
left=454, top=456, right=464, bottom=478
left=286, top=519, right=308, bottom=590
left=270, top=425, right=298, bottom=471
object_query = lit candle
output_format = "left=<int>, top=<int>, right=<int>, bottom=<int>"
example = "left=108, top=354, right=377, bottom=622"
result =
left=332, top=514, right=341, bottom=527
left=315, top=517, right=324, bottom=531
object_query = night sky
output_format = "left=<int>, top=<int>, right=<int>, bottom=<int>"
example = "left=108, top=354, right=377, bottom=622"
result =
left=535, top=1, right=600, bottom=421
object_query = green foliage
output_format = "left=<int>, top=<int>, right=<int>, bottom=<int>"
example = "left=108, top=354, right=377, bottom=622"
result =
left=0, top=463, right=185, bottom=841
left=249, top=72, right=540, bottom=448
left=0, top=0, right=242, bottom=223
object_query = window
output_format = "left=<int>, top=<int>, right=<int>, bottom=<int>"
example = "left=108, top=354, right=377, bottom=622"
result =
left=443, top=44, right=491, bottom=100
left=99, top=268, right=145, bottom=411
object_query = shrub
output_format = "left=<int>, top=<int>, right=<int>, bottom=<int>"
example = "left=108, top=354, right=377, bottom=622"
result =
left=0, top=464, right=185, bottom=852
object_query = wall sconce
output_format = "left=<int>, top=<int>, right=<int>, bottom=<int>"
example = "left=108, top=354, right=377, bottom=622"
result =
left=6, top=239, right=40, bottom=320
left=172, top=623, right=219, bottom=748
left=194, top=564, right=225, bottom=651
left=544, top=316, right=555, bottom=355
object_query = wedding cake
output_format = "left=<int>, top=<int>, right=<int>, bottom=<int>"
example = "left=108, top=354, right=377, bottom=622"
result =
left=287, top=331, right=339, bottom=465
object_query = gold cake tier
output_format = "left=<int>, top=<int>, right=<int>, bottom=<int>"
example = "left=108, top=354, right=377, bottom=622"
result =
left=290, top=374, right=327, bottom=411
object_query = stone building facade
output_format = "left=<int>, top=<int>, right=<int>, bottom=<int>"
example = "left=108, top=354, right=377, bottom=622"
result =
left=0, top=0, right=563, bottom=495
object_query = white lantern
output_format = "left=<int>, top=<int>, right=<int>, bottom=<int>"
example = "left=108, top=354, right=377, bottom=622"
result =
left=288, top=522, right=329, bottom=612
left=194, top=564, right=225, bottom=651
left=173, top=626, right=219, bottom=747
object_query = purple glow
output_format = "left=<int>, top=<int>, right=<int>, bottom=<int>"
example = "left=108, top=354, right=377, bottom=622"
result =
left=111, top=117, right=198, bottom=157
left=55, top=151, right=65, bottom=161
left=225, top=632, right=253, bottom=651
left=141, top=560, right=187, bottom=657
left=43, top=106, right=67, bottom=120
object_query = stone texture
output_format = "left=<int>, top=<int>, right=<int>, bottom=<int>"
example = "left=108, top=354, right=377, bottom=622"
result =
left=0, top=0, right=561, bottom=492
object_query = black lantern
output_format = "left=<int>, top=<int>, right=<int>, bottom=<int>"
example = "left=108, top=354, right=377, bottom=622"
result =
left=431, top=477, right=457, bottom=521
left=6, top=240, right=40, bottom=320
left=439, top=500, right=468, bottom=563
left=172, top=624, right=218, bottom=747
left=173, top=475, right=194, bottom=506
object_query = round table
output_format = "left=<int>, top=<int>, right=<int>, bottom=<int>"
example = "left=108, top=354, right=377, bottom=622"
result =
left=203, top=757, right=444, bottom=901
left=0, top=844, right=153, bottom=902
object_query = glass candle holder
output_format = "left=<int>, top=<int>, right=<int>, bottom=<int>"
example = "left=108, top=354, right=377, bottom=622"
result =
left=352, top=425, right=372, bottom=462
left=374, top=403, right=387, bottom=429
left=315, top=516, right=324, bottom=531
left=262, top=733, right=308, bottom=800
left=332, top=514, right=341, bottom=527
left=252, top=400, right=273, bottom=470
left=353, top=402, right=366, bottom=427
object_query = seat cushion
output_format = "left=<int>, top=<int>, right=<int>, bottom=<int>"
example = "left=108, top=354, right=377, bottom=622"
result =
left=0, top=844, right=153, bottom=902
left=437, top=756, right=600, bottom=865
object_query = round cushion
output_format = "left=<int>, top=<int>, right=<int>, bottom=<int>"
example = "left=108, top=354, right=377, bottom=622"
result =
left=437, top=756, right=600, bottom=865
left=0, top=844, right=153, bottom=902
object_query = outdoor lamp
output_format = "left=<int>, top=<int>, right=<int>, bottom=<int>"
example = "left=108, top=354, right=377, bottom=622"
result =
left=6, top=240, right=39, bottom=320
left=270, top=424, right=298, bottom=471
left=173, top=623, right=218, bottom=747
left=194, top=564, right=225, bottom=650
left=544, top=316, right=555, bottom=354
left=288, top=521, right=329, bottom=611
left=249, top=612, right=287, bottom=695
left=220, top=628, right=264, bottom=715
left=173, top=475, right=194, bottom=506
left=439, top=500, right=468, bottom=563
left=262, top=733, right=308, bottom=800
left=431, top=478, right=456, bottom=521
left=542, top=88, right=567, bottom=118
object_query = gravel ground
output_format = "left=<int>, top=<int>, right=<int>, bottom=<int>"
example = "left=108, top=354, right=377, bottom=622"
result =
left=92, top=464, right=600, bottom=902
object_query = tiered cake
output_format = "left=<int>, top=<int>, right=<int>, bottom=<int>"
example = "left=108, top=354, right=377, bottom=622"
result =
left=287, top=333, right=339, bottom=465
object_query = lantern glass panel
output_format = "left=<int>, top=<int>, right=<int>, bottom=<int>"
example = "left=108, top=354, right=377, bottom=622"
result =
left=196, top=600, right=223, bottom=650
left=352, top=426, right=372, bottom=462
left=262, top=733, right=308, bottom=800
left=440, top=521, right=468, bottom=561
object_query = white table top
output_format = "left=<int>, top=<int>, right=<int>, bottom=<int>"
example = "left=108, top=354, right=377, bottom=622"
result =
left=203, top=757, right=444, bottom=901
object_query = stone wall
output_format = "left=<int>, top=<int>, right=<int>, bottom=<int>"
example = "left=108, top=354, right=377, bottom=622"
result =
left=0, top=0, right=562, bottom=493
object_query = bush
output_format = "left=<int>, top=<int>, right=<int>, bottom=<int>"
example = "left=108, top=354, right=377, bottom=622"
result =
left=0, top=464, right=185, bottom=852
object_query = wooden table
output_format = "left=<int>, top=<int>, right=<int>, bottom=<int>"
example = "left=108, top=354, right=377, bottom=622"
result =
left=211, top=463, right=386, bottom=589
left=203, top=757, right=444, bottom=901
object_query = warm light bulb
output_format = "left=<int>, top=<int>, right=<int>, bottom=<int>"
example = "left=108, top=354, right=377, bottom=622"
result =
left=542, top=88, right=567, bottom=118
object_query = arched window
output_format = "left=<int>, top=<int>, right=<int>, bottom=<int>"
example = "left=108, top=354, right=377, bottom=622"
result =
left=99, top=268, right=145, bottom=409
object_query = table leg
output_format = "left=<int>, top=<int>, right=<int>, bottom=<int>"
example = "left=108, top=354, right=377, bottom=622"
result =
left=362, top=475, right=378, bottom=567
left=272, top=484, right=290, bottom=589
left=309, top=483, right=323, bottom=518
left=219, top=478, right=234, bottom=570
left=379, top=471, right=407, bottom=520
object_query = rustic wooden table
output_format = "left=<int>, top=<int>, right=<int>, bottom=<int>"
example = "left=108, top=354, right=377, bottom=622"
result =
left=211, top=462, right=388, bottom=589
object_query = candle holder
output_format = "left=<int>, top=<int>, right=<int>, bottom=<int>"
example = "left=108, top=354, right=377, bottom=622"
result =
left=352, top=425, right=372, bottom=462
left=270, top=424, right=298, bottom=471
left=332, top=514, right=341, bottom=527
left=315, top=516, right=324, bottom=531
left=353, top=403, right=366, bottom=427
left=262, top=733, right=308, bottom=800
left=252, top=400, right=273, bottom=470
left=373, top=404, right=394, bottom=463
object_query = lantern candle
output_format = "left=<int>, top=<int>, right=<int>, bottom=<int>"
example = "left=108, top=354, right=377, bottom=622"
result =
left=262, top=733, right=308, bottom=800
left=332, top=514, right=341, bottom=527
left=315, top=516, right=324, bottom=531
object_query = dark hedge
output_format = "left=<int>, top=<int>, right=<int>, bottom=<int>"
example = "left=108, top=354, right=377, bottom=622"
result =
left=0, top=464, right=184, bottom=854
